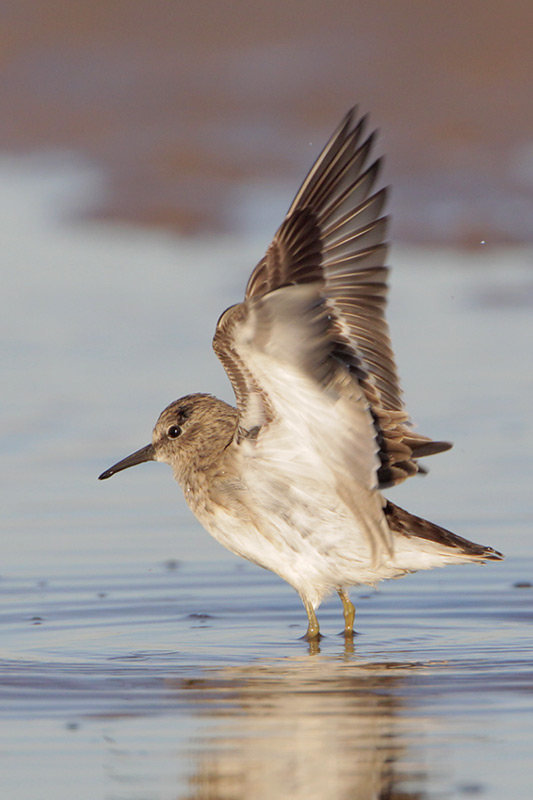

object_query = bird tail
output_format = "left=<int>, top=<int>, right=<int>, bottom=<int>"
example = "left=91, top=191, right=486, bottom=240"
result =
left=384, top=500, right=503, bottom=570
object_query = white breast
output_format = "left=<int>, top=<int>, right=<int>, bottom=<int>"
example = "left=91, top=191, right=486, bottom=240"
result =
left=190, top=436, right=392, bottom=608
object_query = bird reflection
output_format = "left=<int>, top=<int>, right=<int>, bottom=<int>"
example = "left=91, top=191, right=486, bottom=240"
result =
left=169, top=656, right=431, bottom=799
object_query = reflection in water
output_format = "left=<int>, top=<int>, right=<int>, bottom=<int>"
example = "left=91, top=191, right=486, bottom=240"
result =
left=167, top=657, right=432, bottom=800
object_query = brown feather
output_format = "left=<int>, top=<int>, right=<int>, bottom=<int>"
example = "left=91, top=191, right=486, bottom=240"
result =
left=216, top=107, right=453, bottom=487
left=384, top=501, right=503, bottom=560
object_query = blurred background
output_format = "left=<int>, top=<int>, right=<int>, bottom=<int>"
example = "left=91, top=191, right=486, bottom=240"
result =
left=2, top=0, right=533, bottom=244
left=2, top=6, right=533, bottom=798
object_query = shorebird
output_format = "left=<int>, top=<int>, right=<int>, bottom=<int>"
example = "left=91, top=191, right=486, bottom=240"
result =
left=99, top=107, right=502, bottom=640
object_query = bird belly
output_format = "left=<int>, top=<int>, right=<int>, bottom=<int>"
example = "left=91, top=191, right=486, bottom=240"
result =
left=189, top=480, right=395, bottom=608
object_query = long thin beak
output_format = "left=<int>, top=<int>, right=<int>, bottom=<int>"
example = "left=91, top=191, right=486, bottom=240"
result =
left=98, top=444, right=155, bottom=480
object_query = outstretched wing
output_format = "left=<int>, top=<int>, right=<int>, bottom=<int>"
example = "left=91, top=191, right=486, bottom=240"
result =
left=214, top=107, right=451, bottom=489
left=214, top=283, right=394, bottom=559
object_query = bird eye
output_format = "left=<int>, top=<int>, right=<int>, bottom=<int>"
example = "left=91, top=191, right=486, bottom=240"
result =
left=167, top=425, right=182, bottom=439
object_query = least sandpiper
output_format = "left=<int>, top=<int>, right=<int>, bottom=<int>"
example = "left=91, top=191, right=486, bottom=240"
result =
left=99, top=108, right=502, bottom=640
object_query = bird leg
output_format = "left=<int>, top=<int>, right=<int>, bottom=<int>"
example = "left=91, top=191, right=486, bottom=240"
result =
left=338, top=588, right=355, bottom=637
left=302, top=599, right=321, bottom=640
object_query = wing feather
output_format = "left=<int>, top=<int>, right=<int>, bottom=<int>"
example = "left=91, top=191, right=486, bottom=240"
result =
left=215, top=284, right=393, bottom=559
left=215, top=107, right=451, bottom=490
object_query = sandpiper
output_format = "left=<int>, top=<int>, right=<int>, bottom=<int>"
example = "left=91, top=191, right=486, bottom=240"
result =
left=99, top=107, right=502, bottom=640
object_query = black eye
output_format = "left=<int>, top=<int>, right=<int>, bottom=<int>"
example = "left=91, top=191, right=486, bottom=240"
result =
left=167, top=425, right=182, bottom=439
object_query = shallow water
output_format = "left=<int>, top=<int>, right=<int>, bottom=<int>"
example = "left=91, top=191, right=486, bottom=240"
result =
left=2, top=558, right=532, bottom=799
left=2, top=159, right=533, bottom=798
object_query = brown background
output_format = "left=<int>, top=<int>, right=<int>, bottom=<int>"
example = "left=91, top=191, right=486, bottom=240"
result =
left=2, top=0, right=532, bottom=243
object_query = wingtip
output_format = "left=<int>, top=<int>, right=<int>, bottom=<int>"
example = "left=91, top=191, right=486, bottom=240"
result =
left=483, top=547, right=505, bottom=561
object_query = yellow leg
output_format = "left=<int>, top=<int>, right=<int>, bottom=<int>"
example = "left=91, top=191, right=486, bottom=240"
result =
left=302, top=599, right=321, bottom=640
left=338, top=588, right=355, bottom=636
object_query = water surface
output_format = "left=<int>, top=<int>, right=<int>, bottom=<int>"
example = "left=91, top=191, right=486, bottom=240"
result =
left=2, top=158, right=532, bottom=798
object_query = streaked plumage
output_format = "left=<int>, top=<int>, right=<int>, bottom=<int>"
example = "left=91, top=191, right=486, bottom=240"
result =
left=99, top=108, right=502, bottom=640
